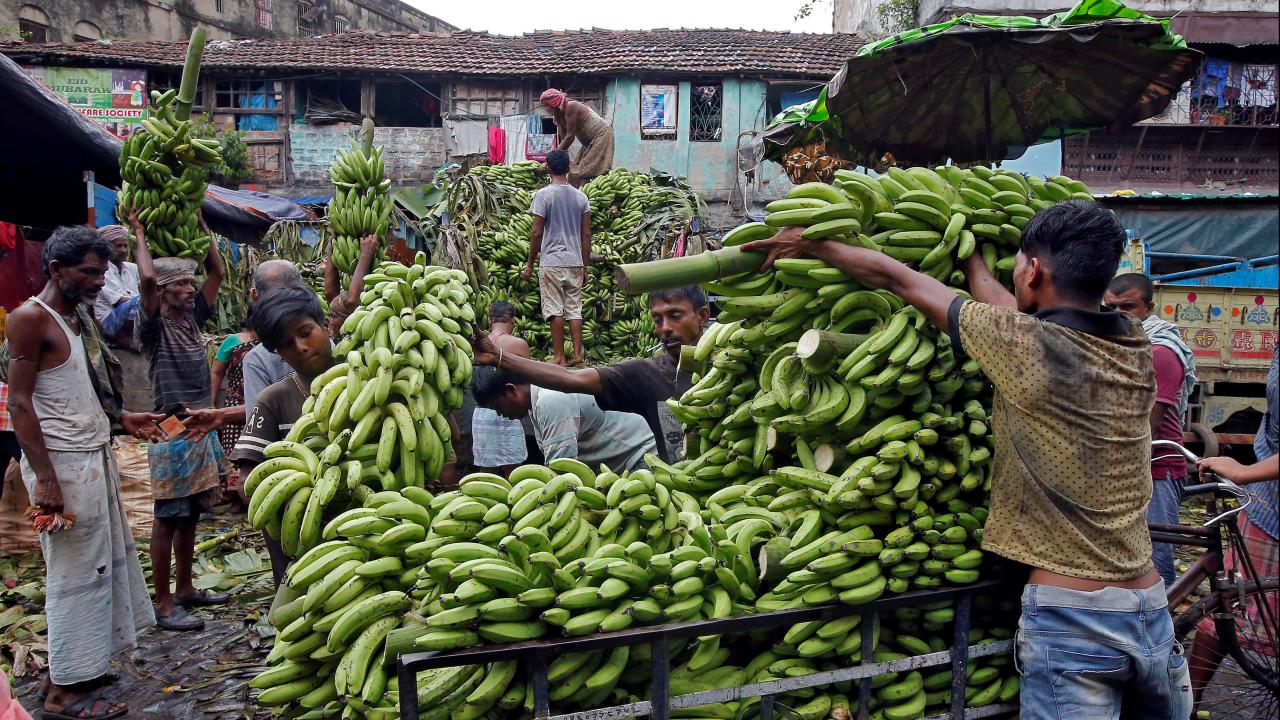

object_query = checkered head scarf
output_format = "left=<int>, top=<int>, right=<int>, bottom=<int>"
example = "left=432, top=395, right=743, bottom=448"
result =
left=153, top=256, right=197, bottom=287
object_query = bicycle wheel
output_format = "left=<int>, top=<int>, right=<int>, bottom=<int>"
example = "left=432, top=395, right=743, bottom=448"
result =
left=1180, top=576, right=1279, bottom=719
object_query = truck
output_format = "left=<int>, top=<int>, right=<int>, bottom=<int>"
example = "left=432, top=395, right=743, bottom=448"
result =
left=1117, top=235, right=1278, bottom=456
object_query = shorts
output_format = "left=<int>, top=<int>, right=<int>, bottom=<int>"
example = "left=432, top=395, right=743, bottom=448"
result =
left=154, top=488, right=217, bottom=521
left=539, top=266, right=584, bottom=321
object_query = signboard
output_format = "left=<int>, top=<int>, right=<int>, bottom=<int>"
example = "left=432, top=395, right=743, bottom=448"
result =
left=641, top=84, right=678, bottom=137
left=25, top=66, right=148, bottom=138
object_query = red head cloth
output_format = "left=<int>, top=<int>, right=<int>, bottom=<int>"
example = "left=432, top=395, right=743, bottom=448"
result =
left=540, top=88, right=569, bottom=109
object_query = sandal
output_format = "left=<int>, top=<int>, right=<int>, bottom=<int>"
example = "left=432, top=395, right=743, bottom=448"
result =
left=175, top=589, right=230, bottom=608
left=42, top=694, right=127, bottom=720
left=155, top=605, right=205, bottom=631
left=39, top=673, right=119, bottom=701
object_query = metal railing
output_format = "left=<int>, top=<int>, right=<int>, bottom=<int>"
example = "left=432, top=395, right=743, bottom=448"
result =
left=397, top=580, right=1017, bottom=720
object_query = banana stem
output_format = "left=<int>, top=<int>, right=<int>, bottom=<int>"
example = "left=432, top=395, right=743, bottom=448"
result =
left=361, top=117, right=376, bottom=158
left=176, top=27, right=207, bottom=121
left=614, top=246, right=765, bottom=294
left=796, top=330, right=866, bottom=375
left=678, top=345, right=704, bottom=376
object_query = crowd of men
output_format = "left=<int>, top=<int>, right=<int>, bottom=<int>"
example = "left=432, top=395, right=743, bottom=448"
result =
left=1, top=185, right=1276, bottom=720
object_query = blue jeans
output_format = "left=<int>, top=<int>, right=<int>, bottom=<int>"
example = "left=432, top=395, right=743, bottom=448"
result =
left=1147, top=471, right=1186, bottom=587
left=1016, top=582, right=1192, bottom=720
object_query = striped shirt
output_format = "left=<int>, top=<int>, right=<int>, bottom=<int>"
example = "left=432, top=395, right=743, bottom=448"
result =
left=135, top=294, right=214, bottom=415
left=231, top=374, right=307, bottom=466
left=1248, top=350, right=1279, bottom=540
left=529, top=386, right=656, bottom=474
left=0, top=382, right=10, bottom=432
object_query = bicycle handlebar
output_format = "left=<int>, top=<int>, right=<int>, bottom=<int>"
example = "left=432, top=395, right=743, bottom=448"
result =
left=1150, top=441, right=1251, bottom=528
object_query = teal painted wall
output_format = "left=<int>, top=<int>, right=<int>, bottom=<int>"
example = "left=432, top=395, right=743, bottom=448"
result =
left=606, top=76, right=792, bottom=203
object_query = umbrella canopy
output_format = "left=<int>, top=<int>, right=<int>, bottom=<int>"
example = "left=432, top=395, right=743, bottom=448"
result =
left=740, top=0, right=1203, bottom=172
left=822, top=0, right=1201, bottom=166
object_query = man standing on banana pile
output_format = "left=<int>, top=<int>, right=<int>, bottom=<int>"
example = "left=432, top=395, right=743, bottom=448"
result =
left=131, top=212, right=234, bottom=631
left=540, top=88, right=614, bottom=186
left=470, top=286, right=711, bottom=463
left=524, top=149, right=590, bottom=367
left=5, top=226, right=164, bottom=720
left=744, top=201, right=1190, bottom=720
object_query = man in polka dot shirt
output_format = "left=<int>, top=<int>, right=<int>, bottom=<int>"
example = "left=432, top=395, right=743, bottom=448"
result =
left=747, top=201, right=1189, bottom=720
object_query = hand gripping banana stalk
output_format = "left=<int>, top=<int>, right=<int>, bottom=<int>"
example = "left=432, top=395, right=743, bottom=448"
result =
left=116, top=28, right=221, bottom=261
left=330, top=118, right=392, bottom=280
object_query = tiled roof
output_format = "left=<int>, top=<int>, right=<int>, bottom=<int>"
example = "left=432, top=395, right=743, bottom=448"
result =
left=0, top=29, right=864, bottom=78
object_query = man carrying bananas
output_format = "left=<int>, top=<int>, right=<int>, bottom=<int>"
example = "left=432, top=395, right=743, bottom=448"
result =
left=471, top=367, right=656, bottom=474
left=131, top=212, right=235, bottom=631
left=744, top=201, right=1190, bottom=720
left=470, top=286, right=710, bottom=463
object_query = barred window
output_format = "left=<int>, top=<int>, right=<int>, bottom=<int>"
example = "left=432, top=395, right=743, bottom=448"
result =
left=690, top=84, right=722, bottom=142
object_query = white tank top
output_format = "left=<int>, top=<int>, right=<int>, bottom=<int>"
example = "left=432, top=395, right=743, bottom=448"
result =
left=26, top=297, right=111, bottom=451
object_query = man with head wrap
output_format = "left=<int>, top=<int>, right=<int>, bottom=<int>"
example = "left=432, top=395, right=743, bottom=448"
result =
left=93, top=224, right=141, bottom=345
left=540, top=88, right=614, bottom=185
left=128, top=211, right=233, bottom=631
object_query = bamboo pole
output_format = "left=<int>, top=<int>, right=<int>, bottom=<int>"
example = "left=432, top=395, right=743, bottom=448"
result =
left=614, top=246, right=766, bottom=295
left=175, top=27, right=207, bottom=122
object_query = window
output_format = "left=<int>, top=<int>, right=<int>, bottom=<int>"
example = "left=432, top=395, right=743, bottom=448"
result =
left=215, top=0, right=226, bottom=13
left=213, top=79, right=283, bottom=131
left=374, top=79, right=442, bottom=128
left=690, top=84, right=722, bottom=142
left=18, top=5, right=50, bottom=43
left=73, top=20, right=101, bottom=41
left=333, top=14, right=349, bottom=33
left=296, top=1, right=317, bottom=36
left=450, top=81, right=519, bottom=118
left=297, top=77, right=362, bottom=122
left=640, top=83, right=678, bottom=140
left=255, top=0, right=272, bottom=30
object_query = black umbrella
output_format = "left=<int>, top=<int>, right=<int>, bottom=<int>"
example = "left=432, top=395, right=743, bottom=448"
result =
left=822, top=10, right=1201, bottom=166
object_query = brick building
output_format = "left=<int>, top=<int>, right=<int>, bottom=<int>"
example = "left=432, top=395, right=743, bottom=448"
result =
left=2, top=29, right=864, bottom=201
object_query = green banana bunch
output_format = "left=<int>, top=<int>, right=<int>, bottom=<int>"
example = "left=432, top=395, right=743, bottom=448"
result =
left=329, top=118, right=392, bottom=279
left=116, top=88, right=221, bottom=260
left=244, top=252, right=475, bottom=561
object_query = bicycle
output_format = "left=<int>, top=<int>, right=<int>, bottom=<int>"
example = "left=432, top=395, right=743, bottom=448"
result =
left=1149, top=440, right=1279, bottom=719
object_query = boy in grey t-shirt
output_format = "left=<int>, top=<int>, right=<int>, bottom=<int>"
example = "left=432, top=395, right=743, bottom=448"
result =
left=525, top=149, right=591, bottom=366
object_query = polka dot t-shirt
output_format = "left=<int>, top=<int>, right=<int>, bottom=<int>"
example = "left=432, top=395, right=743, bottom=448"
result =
left=954, top=300, right=1156, bottom=581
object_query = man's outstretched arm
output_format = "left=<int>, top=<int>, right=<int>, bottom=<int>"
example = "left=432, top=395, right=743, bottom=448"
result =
left=743, top=227, right=960, bottom=334
left=471, top=329, right=603, bottom=395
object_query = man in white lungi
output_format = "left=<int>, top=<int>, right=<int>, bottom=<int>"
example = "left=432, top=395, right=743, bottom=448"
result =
left=5, top=226, right=164, bottom=720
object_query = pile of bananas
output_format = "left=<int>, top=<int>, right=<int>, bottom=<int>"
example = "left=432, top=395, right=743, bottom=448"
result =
left=116, top=89, right=222, bottom=260
left=242, top=253, right=475, bottom=561
left=470, top=166, right=688, bottom=363
left=467, top=160, right=542, bottom=189
left=329, top=119, right=393, bottom=280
